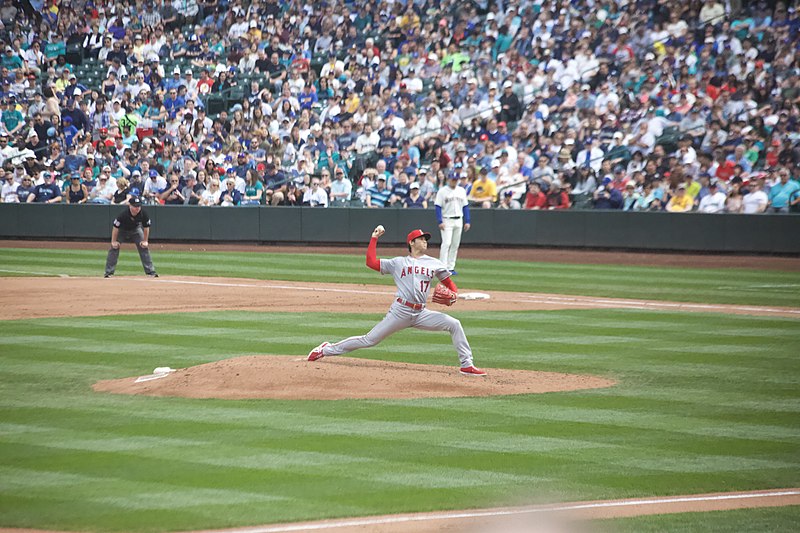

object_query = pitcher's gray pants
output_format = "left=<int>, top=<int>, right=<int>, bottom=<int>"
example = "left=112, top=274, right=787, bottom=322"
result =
left=105, top=227, right=156, bottom=276
left=323, top=301, right=474, bottom=367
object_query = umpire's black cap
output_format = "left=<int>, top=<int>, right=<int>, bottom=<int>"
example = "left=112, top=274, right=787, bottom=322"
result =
left=129, top=196, right=142, bottom=207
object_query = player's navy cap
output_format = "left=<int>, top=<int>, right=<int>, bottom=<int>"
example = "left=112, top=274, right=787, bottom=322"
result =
left=406, top=229, right=431, bottom=245
left=129, top=196, right=142, bottom=206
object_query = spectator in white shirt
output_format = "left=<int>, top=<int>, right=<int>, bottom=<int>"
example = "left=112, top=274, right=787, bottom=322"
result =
left=355, top=122, right=380, bottom=155
left=303, top=178, right=329, bottom=207
left=575, top=137, right=604, bottom=172
left=698, top=181, right=727, bottom=213
left=742, top=179, right=768, bottom=214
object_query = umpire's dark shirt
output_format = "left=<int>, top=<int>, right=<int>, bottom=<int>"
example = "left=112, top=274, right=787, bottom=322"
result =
left=114, top=207, right=151, bottom=231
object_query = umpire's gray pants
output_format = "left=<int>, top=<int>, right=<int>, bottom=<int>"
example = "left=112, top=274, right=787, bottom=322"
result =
left=105, top=227, right=156, bottom=276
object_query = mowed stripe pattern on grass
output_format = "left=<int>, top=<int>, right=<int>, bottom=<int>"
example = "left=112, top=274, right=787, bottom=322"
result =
left=0, top=309, right=798, bottom=532
left=2, top=247, right=800, bottom=307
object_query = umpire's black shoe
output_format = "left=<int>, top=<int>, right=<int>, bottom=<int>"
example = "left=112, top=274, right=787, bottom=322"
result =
left=104, top=273, right=112, bottom=278
left=147, top=273, right=159, bottom=278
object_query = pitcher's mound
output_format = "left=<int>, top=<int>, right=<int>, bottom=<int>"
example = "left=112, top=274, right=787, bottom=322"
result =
left=93, top=356, right=615, bottom=400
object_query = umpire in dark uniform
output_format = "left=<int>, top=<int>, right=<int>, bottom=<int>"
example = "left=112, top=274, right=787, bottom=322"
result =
left=104, top=196, right=159, bottom=278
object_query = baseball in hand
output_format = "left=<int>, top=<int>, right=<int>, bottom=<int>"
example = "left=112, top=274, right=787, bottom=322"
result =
left=373, top=225, right=385, bottom=238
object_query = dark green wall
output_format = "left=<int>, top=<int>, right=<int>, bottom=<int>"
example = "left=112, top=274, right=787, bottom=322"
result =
left=1, top=205, right=798, bottom=253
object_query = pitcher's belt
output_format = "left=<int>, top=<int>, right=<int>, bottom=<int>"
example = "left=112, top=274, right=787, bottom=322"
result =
left=396, top=298, right=425, bottom=310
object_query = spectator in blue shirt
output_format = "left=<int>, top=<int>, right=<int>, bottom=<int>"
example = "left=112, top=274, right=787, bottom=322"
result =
left=365, top=175, right=391, bottom=207
left=298, top=84, right=318, bottom=110
left=61, top=116, right=79, bottom=148
left=163, top=88, right=185, bottom=113
left=768, top=169, right=800, bottom=213
left=27, top=172, right=62, bottom=203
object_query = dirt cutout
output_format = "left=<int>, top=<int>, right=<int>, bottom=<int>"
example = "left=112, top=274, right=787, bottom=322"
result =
left=93, top=355, right=615, bottom=400
left=2, top=276, right=799, bottom=320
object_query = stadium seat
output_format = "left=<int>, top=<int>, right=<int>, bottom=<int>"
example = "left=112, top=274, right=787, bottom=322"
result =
left=206, top=94, right=226, bottom=116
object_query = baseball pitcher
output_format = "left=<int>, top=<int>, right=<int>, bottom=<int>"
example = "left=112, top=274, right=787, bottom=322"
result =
left=308, top=225, right=486, bottom=376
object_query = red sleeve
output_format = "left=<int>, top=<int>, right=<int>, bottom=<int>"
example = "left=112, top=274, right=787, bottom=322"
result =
left=441, top=276, right=458, bottom=292
left=366, top=237, right=380, bottom=271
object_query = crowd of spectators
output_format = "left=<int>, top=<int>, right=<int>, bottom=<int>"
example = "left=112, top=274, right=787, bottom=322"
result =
left=0, top=0, right=799, bottom=214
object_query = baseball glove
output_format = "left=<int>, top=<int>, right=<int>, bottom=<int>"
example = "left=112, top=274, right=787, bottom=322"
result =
left=432, top=284, right=457, bottom=306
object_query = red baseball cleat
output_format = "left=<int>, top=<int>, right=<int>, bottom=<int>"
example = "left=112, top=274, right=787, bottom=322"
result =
left=460, top=365, right=487, bottom=376
left=307, top=342, right=330, bottom=361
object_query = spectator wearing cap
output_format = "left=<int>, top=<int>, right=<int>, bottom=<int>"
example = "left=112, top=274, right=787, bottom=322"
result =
left=413, top=167, right=433, bottom=200
left=576, top=137, right=604, bottom=173
left=24, top=128, right=46, bottom=156
left=498, top=80, right=522, bottom=123
left=165, top=67, right=183, bottom=92
left=63, top=73, right=84, bottom=100
left=329, top=166, right=353, bottom=206
left=61, top=97, right=89, bottom=133
left=2, top=46, right=22, bottom=71
left=142, top=169, right=167, bottom=204
left=402, top=181, right=427, bottom=209
left=26, top=171, right=62, bottom=203
left=698, top=180, right=727, bottom=213
left=1, top=98, right=24, bottom=136
left=232, top=152, right=252, bottom=183
left=575, top=85, right=596, bottom=112
left=593, top=177, right=624, bottom=210
left=621, top=180, right=641, bottom=211
left=604, top=132, right=631, bottom=167
left=65, top=172, right=90, bottom=204
left=182, top=68, right=198, bottom=96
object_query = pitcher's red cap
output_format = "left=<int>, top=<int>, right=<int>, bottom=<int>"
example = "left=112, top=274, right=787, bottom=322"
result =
left=406, top=229, right=431, bottom=245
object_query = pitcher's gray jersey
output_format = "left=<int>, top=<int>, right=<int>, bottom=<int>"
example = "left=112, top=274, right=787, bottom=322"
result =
left=381, top=254, right=450, bottom=304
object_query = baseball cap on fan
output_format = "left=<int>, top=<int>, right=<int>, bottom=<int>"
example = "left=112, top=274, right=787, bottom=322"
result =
left=406, top=229, right=431, bottom=245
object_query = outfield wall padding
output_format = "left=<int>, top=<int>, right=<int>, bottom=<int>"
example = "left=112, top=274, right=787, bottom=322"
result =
left=0, top=205, right=798, bottom=254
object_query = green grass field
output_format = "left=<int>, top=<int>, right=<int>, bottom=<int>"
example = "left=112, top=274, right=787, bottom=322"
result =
left=0, top=247, right=798, bottom=532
